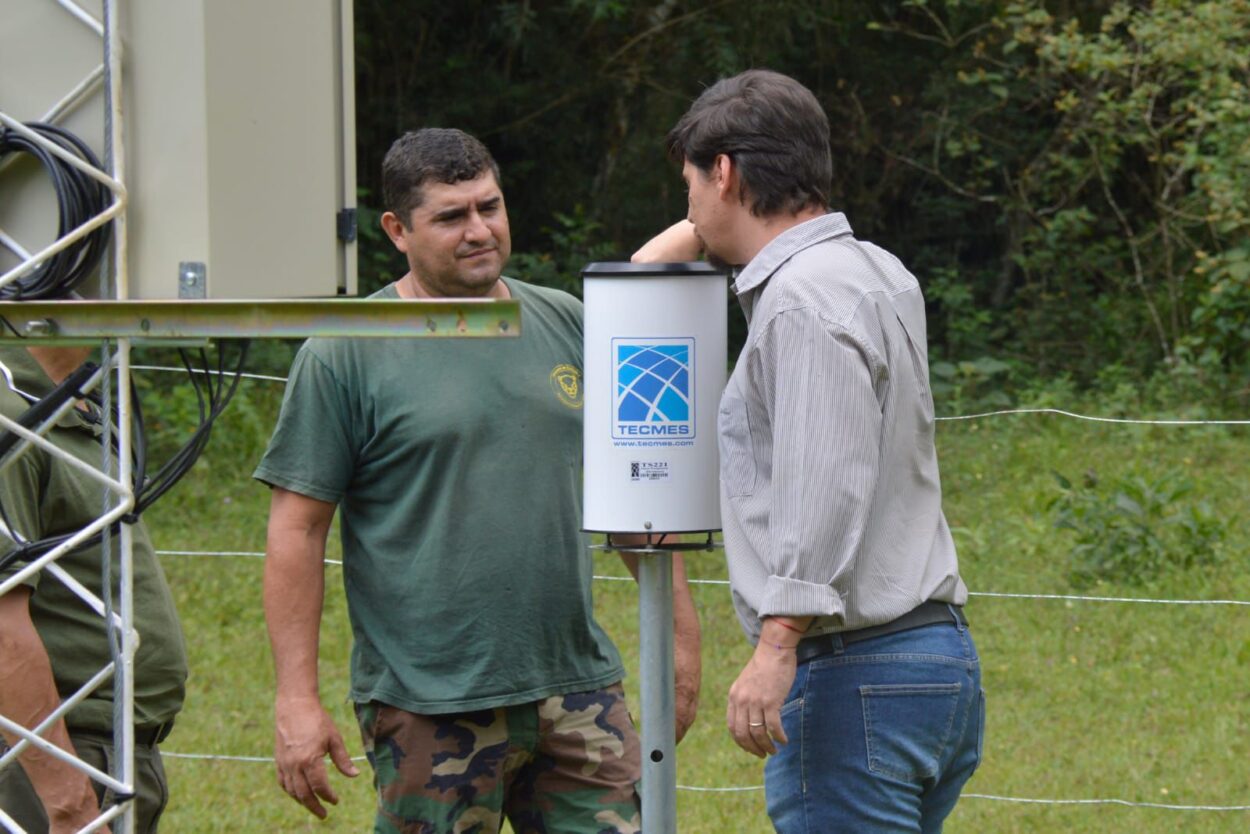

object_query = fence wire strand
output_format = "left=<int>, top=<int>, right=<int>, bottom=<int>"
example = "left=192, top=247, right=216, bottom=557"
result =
left=155, top=754, right=1250, bottom=811
left=131, top=366, right=1250, bottom=426
left=154, top=552, right=1250, bottom=606
left=138, top=364, right=1249, bottom=814
left=934, top=407, right=1250, bottom=426
left=130, top=365, right=288, bottom=383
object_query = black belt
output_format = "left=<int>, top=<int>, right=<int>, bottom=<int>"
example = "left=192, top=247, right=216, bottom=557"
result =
left=70, top=721, right=174, bottom=748
left=794, top=600, right=967, bottom=665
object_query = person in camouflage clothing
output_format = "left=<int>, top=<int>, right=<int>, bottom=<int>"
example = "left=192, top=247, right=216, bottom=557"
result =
left=356, top=686, right=640, bottom=831
left=255, top=128, right=701, bottom=833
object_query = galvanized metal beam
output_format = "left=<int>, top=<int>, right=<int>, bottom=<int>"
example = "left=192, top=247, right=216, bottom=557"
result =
left=0, top=298, right=521, bottom=341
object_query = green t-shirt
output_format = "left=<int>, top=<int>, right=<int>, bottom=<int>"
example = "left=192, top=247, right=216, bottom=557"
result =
left=254, top=278, right=624, bottom=713
left=0, top=348, right=188, bottom=732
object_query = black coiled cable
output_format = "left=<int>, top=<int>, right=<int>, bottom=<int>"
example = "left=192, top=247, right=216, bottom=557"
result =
left=0, top=121, right=112, bottom=299
left=0, top=341, right=252, bottom=571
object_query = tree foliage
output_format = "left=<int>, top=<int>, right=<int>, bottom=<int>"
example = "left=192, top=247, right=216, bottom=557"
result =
left=353, top=0, right=1250, bottom=391
left=887, top=0, right=1250, bottom=378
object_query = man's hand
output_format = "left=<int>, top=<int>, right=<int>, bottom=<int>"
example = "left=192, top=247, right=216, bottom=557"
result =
left=674, top=682, right=699, bottom=744
left=273, top=695, right=359, bottom=819
left=725, top=617, right=809, bottom=757
left=0, top=588, right=110, bottom=833
left=264, top=488, right=351, bottom=817
left=46, top=782, right=108, bottom=834
left=726, top=642, right=797, bottom=757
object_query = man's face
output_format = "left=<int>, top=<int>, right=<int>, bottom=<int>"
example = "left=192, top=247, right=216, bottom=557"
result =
left=387, top=171, right=512, bottom=298
left=682, top=160, right=726, bottom=263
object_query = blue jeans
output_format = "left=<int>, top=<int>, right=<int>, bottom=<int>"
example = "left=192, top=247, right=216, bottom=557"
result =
left=764, top=617, right=984, bottom=833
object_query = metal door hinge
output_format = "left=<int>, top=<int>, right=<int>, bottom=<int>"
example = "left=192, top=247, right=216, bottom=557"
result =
left=336, top=208, right=357, bottom=242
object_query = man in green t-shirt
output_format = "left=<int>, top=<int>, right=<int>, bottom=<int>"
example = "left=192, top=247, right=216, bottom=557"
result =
left=254, top=128, right=701, bottom=833
left=0, top=345, right=188, bottom=833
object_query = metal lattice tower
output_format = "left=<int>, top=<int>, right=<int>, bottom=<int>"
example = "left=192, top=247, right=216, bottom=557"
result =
left=0, top=4, right=517, bottom=833
left=0, top=4, right=139, bottom=832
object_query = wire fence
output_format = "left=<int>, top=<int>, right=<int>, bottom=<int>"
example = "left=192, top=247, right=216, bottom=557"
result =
left=132, top=365, right=1250, bottom=428
left=152, top=545, right=1250, bottom=814
left=155, top=747, right=1250, bottom=811
left=934, top=407, right=1250, bottom=426
left=155, top=550, right=1250, bottom=607
left=137, top=365, right=1250, bottom=816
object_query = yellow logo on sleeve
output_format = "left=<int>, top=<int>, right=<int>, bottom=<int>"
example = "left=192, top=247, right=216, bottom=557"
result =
left=550, top=364, right=583, bottom=409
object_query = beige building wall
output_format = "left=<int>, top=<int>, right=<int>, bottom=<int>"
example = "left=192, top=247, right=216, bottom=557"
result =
left=0, top=0, right=356, bottom=299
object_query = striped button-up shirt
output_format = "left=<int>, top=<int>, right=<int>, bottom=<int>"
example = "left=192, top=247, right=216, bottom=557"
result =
left=719, top=212, right=967, bottom=643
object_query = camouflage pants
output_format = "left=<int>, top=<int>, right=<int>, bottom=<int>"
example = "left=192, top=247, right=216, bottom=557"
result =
left=354, top=683, right=641, bottom=834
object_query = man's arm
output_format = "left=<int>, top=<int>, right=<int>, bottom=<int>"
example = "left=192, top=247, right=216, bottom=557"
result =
left=616, top=542, right=702, bottom=743
left=726, top=309, right=883, bottom=757
left=668, top=553, right=702, bottom=743
left=263, top=487, right=358, bottom=820
left=754, top=309, right=881, bottom=621
left=0, top=587, right=107, bottom=833
left=630, top=220, right=702, bottom=263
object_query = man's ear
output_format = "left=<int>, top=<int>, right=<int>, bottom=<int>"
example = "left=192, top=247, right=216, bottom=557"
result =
left=380, top=211, right=409, bottom=252
left=712, top=154, right=736, bottom=201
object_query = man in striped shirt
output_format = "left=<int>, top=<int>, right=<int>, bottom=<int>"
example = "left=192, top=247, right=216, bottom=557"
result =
left=634, top=69, right=984, bottom=833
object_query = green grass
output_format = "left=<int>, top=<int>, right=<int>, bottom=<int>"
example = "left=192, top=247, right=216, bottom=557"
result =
left=146, top=388, right=1250, bottom=832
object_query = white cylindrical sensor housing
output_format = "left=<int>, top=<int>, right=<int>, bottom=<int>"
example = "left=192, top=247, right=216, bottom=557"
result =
left=582, top=262, right=728, bottom=534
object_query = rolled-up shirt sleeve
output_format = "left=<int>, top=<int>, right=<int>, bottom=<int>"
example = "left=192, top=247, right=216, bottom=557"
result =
left=752, top=306, right=884, bottom=620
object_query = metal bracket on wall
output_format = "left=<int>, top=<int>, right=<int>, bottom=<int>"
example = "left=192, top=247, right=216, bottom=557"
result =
left=0, top=298, right=521, bottom=342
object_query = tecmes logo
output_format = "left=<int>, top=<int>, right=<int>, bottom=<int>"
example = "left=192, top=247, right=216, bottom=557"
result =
left=612, top=338, right=695, bottom=440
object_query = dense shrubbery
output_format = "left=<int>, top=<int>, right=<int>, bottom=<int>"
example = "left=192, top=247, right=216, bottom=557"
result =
left=351, top=0, right=1248, bottom=400
left=1049, top=468, right=1229, bottom=588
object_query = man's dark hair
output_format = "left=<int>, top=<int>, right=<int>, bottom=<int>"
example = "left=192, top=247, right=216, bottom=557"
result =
left=382, top=128, right=501, bottom=227
left=666, top=69, right=831, bottom=217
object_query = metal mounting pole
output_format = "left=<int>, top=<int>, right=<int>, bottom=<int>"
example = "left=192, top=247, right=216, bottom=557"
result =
left=104, top=0, right=138, bottom=829
left=593, top=534, right=717, bottom=833
left=637, top=548, right=676, bottom=834
left=116, top=340, right=138, bottom=834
